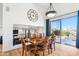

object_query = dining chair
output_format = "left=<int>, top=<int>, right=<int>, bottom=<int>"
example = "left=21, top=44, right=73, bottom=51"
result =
left=37, top=35, right=56, bottom=56
left=21, top=36, right=42, bottom=56
left=29, top=37, right=45, bottom=56
left=21, top=37, right=27, bottom=56
left=49, top=34, right=56, bottom=53
left=37, top=36, right=50, bottom=56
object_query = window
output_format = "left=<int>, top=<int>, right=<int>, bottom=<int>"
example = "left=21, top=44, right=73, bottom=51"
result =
left=50, top=16, right=77, bottom=46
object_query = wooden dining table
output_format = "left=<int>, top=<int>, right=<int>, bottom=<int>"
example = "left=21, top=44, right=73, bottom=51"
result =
left=22, top=36, right=55, bottom=56
left=30, top=38, right=44, bottom=45
left=21, top=36, right=47, bottom=56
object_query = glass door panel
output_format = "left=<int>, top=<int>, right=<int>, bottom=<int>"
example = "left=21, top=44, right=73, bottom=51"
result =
left=61, top=16, right=77, bottom=46
left=51, top=20, right=61, bottom=43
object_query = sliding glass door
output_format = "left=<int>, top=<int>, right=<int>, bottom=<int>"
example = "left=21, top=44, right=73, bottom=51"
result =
left=51, top=20, right=61, bottom=43
left=50, top=16, right=77, bottom=46
left=61, top=16, right=77, bottom=46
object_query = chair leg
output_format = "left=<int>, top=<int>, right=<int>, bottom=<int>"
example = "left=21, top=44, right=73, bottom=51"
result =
left=48, top=48, right=50, bottom=54
left=43, top=50, right=45, bottom=56
left=53, top=42, right=55, bottom=51
left=22, top=48, right=24, bottom=56
left=50, top=44, right=52, bottom=53
left=51, top=48, right=52, bottom=53
left=25, top=50, right=27, bottom=56
left=29, top=51, right=31, bottom=56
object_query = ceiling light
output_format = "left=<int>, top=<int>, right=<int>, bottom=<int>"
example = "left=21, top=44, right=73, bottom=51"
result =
left=45, top=3, right=56, bottom=18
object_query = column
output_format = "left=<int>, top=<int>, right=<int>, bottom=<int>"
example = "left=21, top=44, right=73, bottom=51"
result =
left=76, top=10, right=79, bottom=48
left=46, top=19, right=50, bottom=36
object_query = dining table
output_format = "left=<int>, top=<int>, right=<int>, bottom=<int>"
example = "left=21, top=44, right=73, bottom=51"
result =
left=30, top=38, right=44, bottom=45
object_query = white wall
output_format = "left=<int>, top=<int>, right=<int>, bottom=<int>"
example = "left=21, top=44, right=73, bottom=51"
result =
left=0, top=3, right=2, bottom=36
left=3, top=3, right=46, bottom=51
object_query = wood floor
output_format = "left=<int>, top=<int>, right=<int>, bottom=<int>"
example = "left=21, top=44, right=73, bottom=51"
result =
left=0, top=44, right=2, bottom=51
left=0, top=43, right=79, bottom=56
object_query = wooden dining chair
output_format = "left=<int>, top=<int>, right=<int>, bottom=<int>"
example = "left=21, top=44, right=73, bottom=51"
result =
left=29, top=38, right=45, bottom=56
left=21, top=36, right=42, bottom=56
left=21, top=37, right=27, bottom=56
left=37, top=36, right=50, bottom=56
left=37, top=35, right=56, bottom=56
left=49, top=33, right=56, bottom=53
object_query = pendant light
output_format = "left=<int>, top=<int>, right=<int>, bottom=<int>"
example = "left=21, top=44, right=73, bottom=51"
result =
left=45, top=3, right=56, bottom=18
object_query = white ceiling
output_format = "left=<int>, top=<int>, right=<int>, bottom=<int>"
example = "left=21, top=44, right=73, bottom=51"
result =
left=33, top=3, right=79, bottom=17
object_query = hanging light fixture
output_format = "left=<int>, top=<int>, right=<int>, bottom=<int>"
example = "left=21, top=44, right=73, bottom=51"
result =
left=45, top=3, right=56, bottom=18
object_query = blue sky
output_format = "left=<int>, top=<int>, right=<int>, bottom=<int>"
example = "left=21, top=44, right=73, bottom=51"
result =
left=51, top=16, right=77, bottom=30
